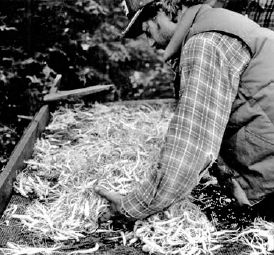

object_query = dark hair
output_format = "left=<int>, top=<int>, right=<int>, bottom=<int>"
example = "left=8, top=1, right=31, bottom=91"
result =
left=140, top=1, right=162, bottom=22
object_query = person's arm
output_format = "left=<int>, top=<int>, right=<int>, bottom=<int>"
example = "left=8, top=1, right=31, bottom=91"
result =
left=96, top=33, right=251, bottom=220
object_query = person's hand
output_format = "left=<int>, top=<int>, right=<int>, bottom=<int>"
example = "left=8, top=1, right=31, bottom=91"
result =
left=94, top=186, right=123, bottom=222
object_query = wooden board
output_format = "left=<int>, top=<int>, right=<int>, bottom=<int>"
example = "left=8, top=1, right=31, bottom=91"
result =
left=108, top=98, right=176, bottom=106
left=0, top=105, right=50, bottom=217
left=44, top=84, right=114, bottom=102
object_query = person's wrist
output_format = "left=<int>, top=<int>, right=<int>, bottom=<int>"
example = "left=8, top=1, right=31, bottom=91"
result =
left=120, top=205, right=132, bottom=218
left=119, top=198, right=137, bottom=222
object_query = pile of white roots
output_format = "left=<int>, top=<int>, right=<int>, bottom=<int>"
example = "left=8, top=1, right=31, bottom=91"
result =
left=2, top=102, right=274, bottom=255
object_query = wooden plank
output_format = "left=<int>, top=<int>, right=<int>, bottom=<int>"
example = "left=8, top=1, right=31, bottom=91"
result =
left=0, top=105, right=50, bottom=217
left=107, top=98, right=176, bottom=106
left=44, top=84, right=114, bottom=102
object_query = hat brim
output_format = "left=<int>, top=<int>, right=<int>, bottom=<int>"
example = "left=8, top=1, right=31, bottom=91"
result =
left=122, top=8, right=146, bottom=38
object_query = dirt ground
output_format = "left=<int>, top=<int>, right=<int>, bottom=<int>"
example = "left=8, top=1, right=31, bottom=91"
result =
left=0, top=183, right=262, bottom=255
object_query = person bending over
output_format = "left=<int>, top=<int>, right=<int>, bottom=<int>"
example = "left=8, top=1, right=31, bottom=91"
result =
left=95, top=0, right=274, bottom=221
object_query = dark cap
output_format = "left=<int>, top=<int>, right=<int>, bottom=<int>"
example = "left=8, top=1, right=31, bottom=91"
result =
left=122, top=0, right=156, bottom=38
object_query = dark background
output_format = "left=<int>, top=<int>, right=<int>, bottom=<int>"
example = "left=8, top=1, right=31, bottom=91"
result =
left=0, top=0, right=175, bottom=169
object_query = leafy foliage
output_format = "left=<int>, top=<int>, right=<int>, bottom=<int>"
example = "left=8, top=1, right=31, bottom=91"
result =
left=0, top=0, right=175, bottom=169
